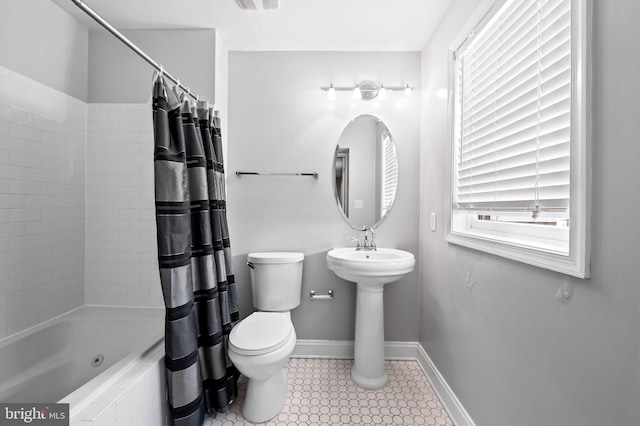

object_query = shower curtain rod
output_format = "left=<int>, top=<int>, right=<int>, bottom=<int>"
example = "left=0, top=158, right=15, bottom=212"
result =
left=71, top=0, right=203, bottom=102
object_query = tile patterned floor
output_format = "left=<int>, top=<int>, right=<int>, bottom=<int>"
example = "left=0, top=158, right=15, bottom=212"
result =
left=207, top=358, right=454, bottom=426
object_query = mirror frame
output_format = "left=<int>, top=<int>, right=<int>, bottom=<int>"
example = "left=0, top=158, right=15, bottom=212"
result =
left=331, top=114, right=399, bottom=231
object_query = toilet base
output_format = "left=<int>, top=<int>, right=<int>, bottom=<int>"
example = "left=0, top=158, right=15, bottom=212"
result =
left=242, top=369, right=288, bottom=423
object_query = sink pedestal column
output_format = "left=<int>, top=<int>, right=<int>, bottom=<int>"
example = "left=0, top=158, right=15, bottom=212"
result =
left=351, top=282, right=387, bottom=389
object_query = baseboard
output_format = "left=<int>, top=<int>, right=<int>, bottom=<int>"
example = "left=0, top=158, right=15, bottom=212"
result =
left=292, top=339, right=418, bottom=360
left=292, top=339, right=354, bottom=359
left=293, top=339, right=475, bottom=426
left=415, top=344, right=476, bottom=426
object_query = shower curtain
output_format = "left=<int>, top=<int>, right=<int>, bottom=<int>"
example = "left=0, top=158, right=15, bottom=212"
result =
left=152, top=74, right=240, bottom=426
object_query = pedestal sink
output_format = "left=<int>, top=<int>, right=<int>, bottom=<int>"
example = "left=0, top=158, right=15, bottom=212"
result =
left=326, top=247, right=415, bottom=389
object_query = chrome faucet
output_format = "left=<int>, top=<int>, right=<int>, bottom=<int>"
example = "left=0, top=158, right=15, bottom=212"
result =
left=353, top=227, right=377, bottom=251
left=366, top=227, right=377, bottom=250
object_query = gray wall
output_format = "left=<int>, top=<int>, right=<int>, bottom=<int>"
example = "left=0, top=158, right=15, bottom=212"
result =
left=227, top=51, right=421, bottom=341
left=88, top=29, right=216, bottom=103
left=419, top=0, right=640, bottom=425
left=0, top=0, right=88, bottom=101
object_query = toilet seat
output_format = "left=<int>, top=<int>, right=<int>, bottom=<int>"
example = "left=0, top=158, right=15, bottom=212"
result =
left=229, top=312, right=294, bottom=356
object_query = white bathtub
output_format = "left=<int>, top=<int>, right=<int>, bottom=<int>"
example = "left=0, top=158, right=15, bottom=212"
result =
left=0, top=305, right=166, bottom=425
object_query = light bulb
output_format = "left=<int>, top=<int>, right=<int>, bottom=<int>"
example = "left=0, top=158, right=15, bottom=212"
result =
left=327, top=84, right=336, bottom=101
left=379, top=84, right=387, bottom=100
left=352, top=84, right=362, bottom=100
left=404, top=84, right=412, bottom=97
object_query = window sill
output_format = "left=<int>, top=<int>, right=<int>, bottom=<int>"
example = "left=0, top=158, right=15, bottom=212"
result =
left=446, top=229, right=589, bottom=278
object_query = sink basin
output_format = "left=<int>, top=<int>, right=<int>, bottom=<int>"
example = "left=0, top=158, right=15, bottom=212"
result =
left=326, top=247, right=415, bottom=390
left=326, top=247, right=415, bottom=285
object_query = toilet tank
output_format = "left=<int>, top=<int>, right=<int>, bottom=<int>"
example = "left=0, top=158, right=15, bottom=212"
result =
left=247, top=252, right=304, bottom=311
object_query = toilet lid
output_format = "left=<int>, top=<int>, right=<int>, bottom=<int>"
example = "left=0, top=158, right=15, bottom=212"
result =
left=229, top=312, right=293, bottom=356
left=247, top=252, right=304, bottom=264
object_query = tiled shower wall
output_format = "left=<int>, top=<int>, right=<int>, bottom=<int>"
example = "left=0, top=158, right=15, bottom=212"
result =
left=1, top=67, right=169, bottom=338
left=85, top=103, right=162, bottom=307
left=0, top=66, right=86, bottom=338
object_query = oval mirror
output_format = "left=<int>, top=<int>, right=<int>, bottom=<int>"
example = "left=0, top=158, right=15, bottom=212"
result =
left=332, top=114, right=399, bottom=230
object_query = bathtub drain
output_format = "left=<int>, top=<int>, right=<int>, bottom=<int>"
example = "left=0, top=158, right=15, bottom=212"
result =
left=91, top=354, right=104, bottom=367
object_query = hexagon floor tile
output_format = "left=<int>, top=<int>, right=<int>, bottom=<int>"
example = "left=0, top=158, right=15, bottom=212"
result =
left=207, top=358, right=454, bottom=426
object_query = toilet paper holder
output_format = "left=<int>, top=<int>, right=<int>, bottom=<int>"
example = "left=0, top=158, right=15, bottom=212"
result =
left=309, top=290, right=333, bottom=300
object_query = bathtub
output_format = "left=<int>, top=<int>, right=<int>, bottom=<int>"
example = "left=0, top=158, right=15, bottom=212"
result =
left=0, top=305, right=166, bottom=425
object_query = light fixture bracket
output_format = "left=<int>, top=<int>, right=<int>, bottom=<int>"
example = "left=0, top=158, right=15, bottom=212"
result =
left=358, top=80, right=379, bottom=101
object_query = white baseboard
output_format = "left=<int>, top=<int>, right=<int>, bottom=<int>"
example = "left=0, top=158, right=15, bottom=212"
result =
left=415, top=344, right=476, bottom=426
left=292, top=339, right=354, bottom=359
left=293, top=339, right=475, bottom=426
left=292, top=339, right=419, bottom=360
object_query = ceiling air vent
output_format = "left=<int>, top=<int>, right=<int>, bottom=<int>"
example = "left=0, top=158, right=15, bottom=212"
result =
left=262, top=0, right=279, bottom=9
left=235, top=0, right=279, bottom=10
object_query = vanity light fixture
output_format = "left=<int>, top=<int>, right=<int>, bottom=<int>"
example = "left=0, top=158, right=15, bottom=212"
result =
left=321, top=81, right=414, bottom=101
left=261, top=0, right=279, bottom=9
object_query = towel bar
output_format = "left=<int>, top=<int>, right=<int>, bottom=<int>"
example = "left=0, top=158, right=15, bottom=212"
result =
left=235, top=171, right=319, bottom=178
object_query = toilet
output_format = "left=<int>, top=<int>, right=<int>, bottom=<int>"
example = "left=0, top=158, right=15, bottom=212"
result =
left=228, top=252, right=303, bottom=423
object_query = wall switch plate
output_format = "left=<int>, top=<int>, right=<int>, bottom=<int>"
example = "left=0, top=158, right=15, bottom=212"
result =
left=430, top=212, right=437, bottom=231
left=354, top=200, right=363, bottom=209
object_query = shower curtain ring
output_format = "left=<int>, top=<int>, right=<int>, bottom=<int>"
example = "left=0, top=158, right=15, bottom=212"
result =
left=153, top=65, right=164, bottom=82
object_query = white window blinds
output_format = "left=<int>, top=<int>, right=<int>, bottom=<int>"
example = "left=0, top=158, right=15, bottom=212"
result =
left=453, top=0, right=572, bottom=215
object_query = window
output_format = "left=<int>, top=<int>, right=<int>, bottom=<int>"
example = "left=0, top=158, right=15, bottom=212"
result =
left=447, top=0, right=591, bottom=278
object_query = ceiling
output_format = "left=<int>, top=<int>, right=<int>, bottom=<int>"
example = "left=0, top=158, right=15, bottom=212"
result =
left=53, top=0, right=452, bottom=51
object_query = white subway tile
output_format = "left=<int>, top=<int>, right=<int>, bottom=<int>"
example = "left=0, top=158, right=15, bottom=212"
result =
left=140, top=296, right=163, bottom=308
left=9, top=208, right=41, bottom=223
left=0, top=163, right=26, bottom=179
left=98, top=295, right=120, bottom=305
left=10, top=150, right=42, bottom=169
left=26, top=140, right=56, bottom=159
left=25, top=168, right=55, bottom=183
left=6, top=313, right=39, bottom=335
left=0, top=90, right=11, bottom=108
left=0, top=119, right=10, bottom=135
left=12, top=237, right=40, bottom=254
left=0, top=105, right=28, bottom=126
left=25, top=246, right=53, bottom=261
left=25, top=195, right=53, bottom=208
left=7, top=290, right=27, bottom=306
left=27, top=114, right=57, bottom=133
left=85, top=295, right=100, bottom=305
left=10, top=122, right=41, bottom=142
left=9, top=179, right=40, bottom=195
left=0, top=134, right=28, bottom=155
left=0, top=195, right=26, bottom=211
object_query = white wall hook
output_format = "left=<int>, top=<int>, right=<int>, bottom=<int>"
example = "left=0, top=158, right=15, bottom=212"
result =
left=556, top=276, right=574, bottom=303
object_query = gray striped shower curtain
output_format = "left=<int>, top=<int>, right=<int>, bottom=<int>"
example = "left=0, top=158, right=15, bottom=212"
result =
left=152, top=75, right=239, bottom=426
